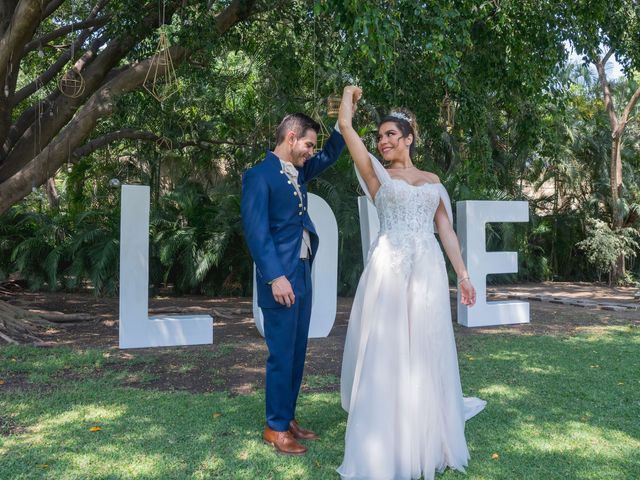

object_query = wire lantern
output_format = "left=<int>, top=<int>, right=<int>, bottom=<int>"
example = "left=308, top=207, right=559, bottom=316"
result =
left=58, top=0, right=85, bottom=98
left=143, top=30, right=179, bottom=103
left=58, top=68, right=85, bottom=98
left=441, top=92, right=456, bottom=132
left=326, top=93, right=341, bottom=118
left=155, top=135, right=173, bottom=150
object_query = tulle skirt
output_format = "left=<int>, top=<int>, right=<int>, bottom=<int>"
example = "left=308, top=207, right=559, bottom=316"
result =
left=338, top=234, right=485, bottom=480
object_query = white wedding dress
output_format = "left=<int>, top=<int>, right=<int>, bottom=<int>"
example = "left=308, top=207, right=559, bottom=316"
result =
left=337, top=154, right=486, bottom=480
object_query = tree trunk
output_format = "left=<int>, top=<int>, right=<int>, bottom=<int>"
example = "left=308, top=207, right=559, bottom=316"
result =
left=609, top=255, right=625, bottom=286
left=45, top=177, right=59, bottom=210
left=610, top=136, right=625, bottom=285
left=0, top=300, right=52, bottom=344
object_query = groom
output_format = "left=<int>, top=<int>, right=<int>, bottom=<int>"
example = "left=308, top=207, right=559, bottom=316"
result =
left=241, top=111, right=345, bottom=455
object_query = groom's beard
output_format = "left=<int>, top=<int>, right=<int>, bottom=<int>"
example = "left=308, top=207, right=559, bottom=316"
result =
left=291, top=151, right=310, bottom=168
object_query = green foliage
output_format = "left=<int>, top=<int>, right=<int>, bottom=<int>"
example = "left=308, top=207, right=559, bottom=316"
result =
left=0, top=177, right=250, bottom=296
left=577, top=218, right=640, bottom=283
left=3, top=1, right=640, bottom=293
left=5, top=209, right=68, bottom=290
left=1, top=205, right=119, bottom=294
left=151, top=180, right=249, bottom=296
left=309, top=154, right=363, bottom=295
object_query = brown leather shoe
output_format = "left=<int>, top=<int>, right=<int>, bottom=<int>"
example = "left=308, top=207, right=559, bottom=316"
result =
left=263, top=427, right=307, bottom=455
left=288, top=419, right=318, bottom=440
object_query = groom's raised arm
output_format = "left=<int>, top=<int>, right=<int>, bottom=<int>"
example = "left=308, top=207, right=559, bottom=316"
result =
left=301, top=128, right=345, bottom=182
left=241, top=169, right=285, bottom=283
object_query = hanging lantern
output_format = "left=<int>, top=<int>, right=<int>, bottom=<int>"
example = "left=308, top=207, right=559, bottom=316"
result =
left=143, top=30, right=179, bottom=103
left=326, top=93, right=341, bottom=118
left=155, top=136, right=172, bottom=150
left=441, top=92, right=456, bottom=132
left=58, top=68, right=85, bottom=98
left=313, top=117, right=332, bottom=154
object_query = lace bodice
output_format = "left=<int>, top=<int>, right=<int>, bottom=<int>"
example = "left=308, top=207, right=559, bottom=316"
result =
left=376, top=179, right=441, bottom=235
left=372, top=178, right=444, bottom=275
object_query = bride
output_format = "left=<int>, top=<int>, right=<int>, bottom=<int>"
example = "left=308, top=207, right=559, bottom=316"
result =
left=336, top=86, right=486, bottom=480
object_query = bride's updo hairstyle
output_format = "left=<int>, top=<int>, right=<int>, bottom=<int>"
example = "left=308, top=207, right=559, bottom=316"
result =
left=378, top=108, right=420, bottom=159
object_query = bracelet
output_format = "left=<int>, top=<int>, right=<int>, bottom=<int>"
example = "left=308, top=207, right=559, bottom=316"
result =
left=458, top=276, right=470, bottom=285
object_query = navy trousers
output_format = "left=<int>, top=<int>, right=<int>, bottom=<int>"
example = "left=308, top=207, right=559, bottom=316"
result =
left=262, top=259, right=312, bottom=432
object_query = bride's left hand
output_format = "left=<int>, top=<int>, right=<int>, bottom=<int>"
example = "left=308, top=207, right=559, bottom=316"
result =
left=459, top=279, right=476, bottom=306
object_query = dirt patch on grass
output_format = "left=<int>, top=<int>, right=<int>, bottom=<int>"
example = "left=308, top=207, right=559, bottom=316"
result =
left=0, top=284, right=638, bottom=395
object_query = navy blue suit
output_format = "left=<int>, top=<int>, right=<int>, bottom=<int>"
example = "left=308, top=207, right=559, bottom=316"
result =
left=241, top=129, right=345, bottom=431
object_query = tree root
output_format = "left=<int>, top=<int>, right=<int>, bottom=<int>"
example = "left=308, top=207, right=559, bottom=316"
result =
left=0, top=300, right=53, bottom=344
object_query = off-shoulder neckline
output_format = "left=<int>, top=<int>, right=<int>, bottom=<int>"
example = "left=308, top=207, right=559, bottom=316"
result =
left=386, top=176, right=442, bottom=188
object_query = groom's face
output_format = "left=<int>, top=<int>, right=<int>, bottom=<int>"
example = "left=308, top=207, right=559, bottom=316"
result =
left=288, top=129, right=317, bottom=167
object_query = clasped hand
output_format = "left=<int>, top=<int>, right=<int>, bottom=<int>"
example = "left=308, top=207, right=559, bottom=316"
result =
left=342, top=85, right=362, bottom=112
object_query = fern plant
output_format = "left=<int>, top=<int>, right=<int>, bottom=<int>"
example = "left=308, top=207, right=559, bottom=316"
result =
left=151, top=179, right=249, bottom=295
left=63, top=209, right=120, bottom=295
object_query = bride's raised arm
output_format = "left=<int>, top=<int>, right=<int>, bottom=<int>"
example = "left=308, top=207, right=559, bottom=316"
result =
left=338, top=86, right=382, bottom=199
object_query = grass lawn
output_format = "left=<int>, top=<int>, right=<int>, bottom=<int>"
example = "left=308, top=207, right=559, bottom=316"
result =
left=1, top=324, right=639, bottom=479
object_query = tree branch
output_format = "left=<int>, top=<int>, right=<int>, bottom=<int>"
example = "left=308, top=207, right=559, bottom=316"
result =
left=13, top=0, right=111, bottom=102
left=180, top=138, right=250, bottom=148
left=0, top=0, right=178, bottom=180
left=0, top=0, right=44, bottom=80
left=72, top=129, right=159, bottom=158
left=0, top=46, right=189, bottom=213
left=602, top=48, right=614, bottom=66
left=1, top=90, right=61, bottom=162
left=0, top=2, right=19, bottom=37
left=617, top=85, right=640, bottom=138
left=3, top=0, right=114, bottom=155
left=215, top=0, right=258, bottom=33
left=102, top=45, right=188, bottom=96
left=0, top=37, right=129, bottom=181
left=0, top=51, right=19, bottom=156
left=4, top=0, right=259, bottom=172
left=0, top=0, right=262, bottom=213
left=23, top=16, right=111, bottom=55
left=2, top=30, right=109, bottom=155
left=72, top=128, right=249, bottom=158
left=594, top=54, right=618, bottom=134
left=12, top=26, right=107, bottom=106
left=41, top=0, right=66, bottom=21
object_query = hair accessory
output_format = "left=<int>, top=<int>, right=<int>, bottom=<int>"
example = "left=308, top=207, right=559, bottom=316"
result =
left=389, top=111, right=411, bottom=123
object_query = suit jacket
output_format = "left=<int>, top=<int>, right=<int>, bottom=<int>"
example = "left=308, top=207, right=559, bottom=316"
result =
left=241, top=129, right=345, bottom=308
